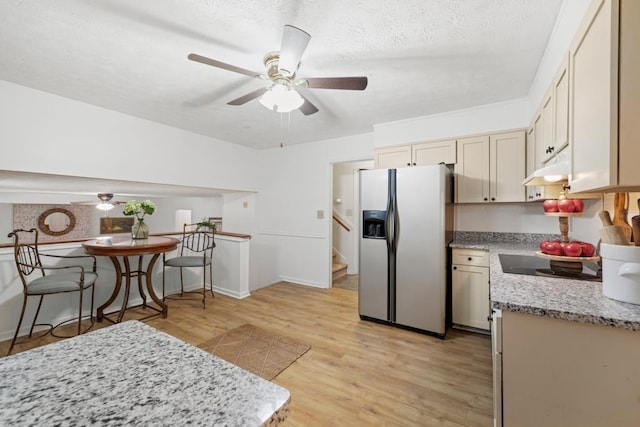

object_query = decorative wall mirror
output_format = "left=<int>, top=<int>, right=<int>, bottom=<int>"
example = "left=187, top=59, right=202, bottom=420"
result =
left=38, top=208, right=76, bottom=236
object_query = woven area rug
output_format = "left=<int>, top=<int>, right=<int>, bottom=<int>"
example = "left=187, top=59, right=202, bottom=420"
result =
left=198, top=324, right=310, bottom=381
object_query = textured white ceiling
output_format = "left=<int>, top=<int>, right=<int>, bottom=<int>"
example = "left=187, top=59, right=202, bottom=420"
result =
left=0, top=0, right=563, bottom=150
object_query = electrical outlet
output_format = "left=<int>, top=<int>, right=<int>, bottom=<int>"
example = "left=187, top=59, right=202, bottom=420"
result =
left=242, top=201, right=248, bottom=208
left=317, top=210, right=324, bottom=219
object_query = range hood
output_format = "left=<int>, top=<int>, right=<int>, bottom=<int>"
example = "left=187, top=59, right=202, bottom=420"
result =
left=523, top=151, right=570, bottom=187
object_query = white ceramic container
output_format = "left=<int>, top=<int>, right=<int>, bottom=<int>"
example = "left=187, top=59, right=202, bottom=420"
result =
left=601, top=243, right=640, bottom=305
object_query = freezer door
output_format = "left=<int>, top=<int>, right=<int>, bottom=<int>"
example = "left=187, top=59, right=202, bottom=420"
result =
left=358, top=169, right=390, bottom=321
left=394, top=165, right=448, bottom=334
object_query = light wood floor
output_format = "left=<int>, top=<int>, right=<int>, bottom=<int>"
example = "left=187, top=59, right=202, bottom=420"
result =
left=1, top=282, right=493, bottom=426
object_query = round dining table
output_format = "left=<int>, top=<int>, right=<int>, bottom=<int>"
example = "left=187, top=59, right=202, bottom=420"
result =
left=82, top=236, right=179, bottom=323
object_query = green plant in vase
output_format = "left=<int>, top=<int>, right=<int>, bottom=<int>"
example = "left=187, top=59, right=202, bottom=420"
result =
left=123, top=199, right=156, bottom=239
left=195, top=218, right=217, bottom=233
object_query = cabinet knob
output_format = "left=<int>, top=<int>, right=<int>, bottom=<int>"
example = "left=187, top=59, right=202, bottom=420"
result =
left=491, top=197, right=496, bottom=201
left=528, top=195, right=533, bottom=199
left=550, top=146, right=555, bottom=152
left=468, top=257, right=472, bottom=261
left=453, top=266, right=457, bottom=270
left=406, top=162, right=411, bottom=166
left=484, top=197, right=488, bottom=201
left=412, top=162, right=416, bottom=166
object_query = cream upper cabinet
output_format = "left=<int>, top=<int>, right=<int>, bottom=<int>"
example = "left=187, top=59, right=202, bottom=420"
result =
left=539, top=88, right=555, bottom=164
left=373, top=140, right=456, bottom=168
left=569, top=0, right=640, bottom=193
left=455, top=130, right=526, bottom=203
left=373, top=145, right=412, bottom=168
left=490, top=131, right=526, bottom=202
left=552, top=53, right=570, bottom=156
left=412, top=140, right=456, bottom=166
left=455, top=135, right=490, bottom=203
left=529, top=53, right=569, bottom=171
left=525, top=126, right=544, bottom=201
left=532, top=109, right=545, bottom=170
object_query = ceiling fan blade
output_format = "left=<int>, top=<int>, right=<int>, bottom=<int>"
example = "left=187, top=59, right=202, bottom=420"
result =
left=298, top=93, right=319, bottom=116
left=227, top=87, right=268, bottom=106
left=278, top=25, right=311, bottom=76
left=71, top=201, right=99, bottom=206
left=188, top=53, right=263, bottom=79
left=302, top=76, right=368, bottom=90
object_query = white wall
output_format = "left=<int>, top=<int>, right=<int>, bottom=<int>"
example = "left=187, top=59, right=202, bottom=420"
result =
left=222, top=192, right=258, bottom=289
left=373, top=98, right=529, bottom=148
left=455, top=198, right=603, bottom=246
left=254, top=133, right=373, bottom=288
left=332, top=160, right=373, bottom=274
left=149, top=196, right=223, bottom=232
left=0, top=81, right=261, bottom=192
left=527, top=0, right=592, bottom=118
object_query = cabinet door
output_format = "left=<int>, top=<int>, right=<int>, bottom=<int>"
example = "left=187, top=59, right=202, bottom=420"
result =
left=525, top=126, right=544, bottom=202
left=373, top=145, right=412, bottom=168
left=412, top=140, right=456, bottom=166
left=454, top=135, right=490, bottom=203
left=490, top=131, right=526, bottom=203
left=533, top=109, right=545, bottom=170
left=569, top=0, right=618, bottom=192
left=553, top=53, right=570, bottom=155
left=452, top=264, right=490, bottom=330
left=540, top=89, right=555, bottom=163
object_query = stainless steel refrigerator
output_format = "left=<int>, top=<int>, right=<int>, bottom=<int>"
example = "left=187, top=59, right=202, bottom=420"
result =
left=359, top=164, right=453, bottom=337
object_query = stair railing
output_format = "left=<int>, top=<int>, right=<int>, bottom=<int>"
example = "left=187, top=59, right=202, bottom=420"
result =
left=332, top=208, right=352, bottom=232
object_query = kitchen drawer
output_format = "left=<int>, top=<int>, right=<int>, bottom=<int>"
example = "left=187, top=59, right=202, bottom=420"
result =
left=452, top=249, right=489, bottom=267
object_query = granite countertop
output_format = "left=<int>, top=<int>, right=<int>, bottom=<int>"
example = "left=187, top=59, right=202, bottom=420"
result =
left=0, top=321, right=290, bottom=426
left=451, top=232, right=640, bottom=331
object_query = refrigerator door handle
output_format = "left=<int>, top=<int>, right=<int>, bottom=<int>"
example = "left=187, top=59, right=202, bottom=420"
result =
left=385, top=170, right=394, bottom=254
left=392, top=189, right=399, bottom=252
left=388, top=169, right=397, bottom=322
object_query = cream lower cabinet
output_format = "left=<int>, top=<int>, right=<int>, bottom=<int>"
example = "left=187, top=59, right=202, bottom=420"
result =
left=500, top=310, right=640, bottom=426
left=451, top=249, right=490, bottom=331
left=455, top=130, right=526, bottom=203
left=373, top=140, right=456, bottom=168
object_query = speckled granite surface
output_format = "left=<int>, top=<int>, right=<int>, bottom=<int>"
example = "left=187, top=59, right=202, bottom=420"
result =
left=0, top=321, right=291, bottom=426
left=451, top=232, right=640, bottom=331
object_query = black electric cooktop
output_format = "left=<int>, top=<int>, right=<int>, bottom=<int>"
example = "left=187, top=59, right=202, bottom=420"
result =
left=498, top=254, right=601, bottom=282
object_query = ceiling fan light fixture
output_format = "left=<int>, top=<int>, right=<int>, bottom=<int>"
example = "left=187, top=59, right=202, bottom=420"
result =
left=96, top=202, right=115, bottom=211
left=96, top=192, right=115, bottom=211
left=259, top=83, right=304, bottom=113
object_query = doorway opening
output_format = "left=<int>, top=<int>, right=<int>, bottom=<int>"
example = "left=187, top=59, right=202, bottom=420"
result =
left=330, top=159, right=373, bottom=290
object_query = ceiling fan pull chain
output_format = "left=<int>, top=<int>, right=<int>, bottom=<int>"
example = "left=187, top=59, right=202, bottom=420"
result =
left=287, top=111, right=291, bottom=146
left=280, top=112, right=284, bottom=148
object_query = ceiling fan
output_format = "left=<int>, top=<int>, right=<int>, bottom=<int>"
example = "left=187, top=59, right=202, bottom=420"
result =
left=188, top=25, right=368, bottom=115
left=71, top=193, right=126, bottom=211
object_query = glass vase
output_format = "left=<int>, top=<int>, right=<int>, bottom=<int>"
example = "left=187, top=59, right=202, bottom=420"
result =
left=131, top=219, right=149, bottom=240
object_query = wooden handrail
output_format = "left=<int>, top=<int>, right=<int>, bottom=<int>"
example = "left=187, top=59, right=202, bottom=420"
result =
left=332, top=212, right=351, bottom=232
left=0, top=230, right=251, bottom=249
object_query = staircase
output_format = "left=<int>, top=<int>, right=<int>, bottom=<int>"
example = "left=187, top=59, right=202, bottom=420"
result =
left=332, top=250, right=348, bottom=282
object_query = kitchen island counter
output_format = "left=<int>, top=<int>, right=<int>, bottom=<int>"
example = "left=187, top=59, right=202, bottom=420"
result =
left=0, top=321, right=290, bottom=426
left=450, top=233, right=640, bottom=331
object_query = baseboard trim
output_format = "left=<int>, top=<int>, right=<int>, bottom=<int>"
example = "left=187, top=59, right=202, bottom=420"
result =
left=278, top=275, right=328, bottom=289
